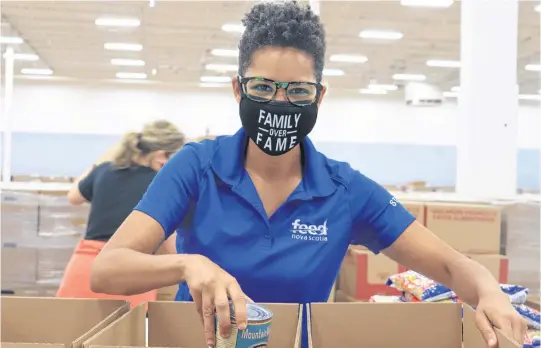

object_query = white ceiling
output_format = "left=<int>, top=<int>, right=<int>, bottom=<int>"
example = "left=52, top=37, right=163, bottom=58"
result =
left=0, top=0, right=539, bottom=95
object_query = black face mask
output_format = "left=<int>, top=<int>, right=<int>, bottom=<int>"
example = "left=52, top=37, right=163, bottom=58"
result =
left=239, top=97, right=318, bottom=156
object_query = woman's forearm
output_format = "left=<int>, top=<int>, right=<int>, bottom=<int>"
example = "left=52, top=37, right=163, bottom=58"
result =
left=91, top=248, right=190, bottom=295
left=448, top=257, right=502, bottom=306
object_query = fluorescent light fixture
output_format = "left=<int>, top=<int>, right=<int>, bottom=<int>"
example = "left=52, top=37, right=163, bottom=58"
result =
left=525, top=64, right=541, bottom=71
left=95, top=17, right=140, bottom=27
left=221, top=23, right=245, bottom=33
left=359, top=30, right=403, bottom=40
left=323, top=68, right=345, bottom=76
left=0, top=36, right=24, bottom=44
left=451, top=86, right=460, bottom=92
left=199, top=82, right=230, bottom=88
left=200, top=76, right=232, bottom=83
left=111, top=58, right=145, bottom=66
left=443, top=91, right=458, bottom=98
left=392, top=73, right=426, bottom=81
left=360, top=88, right=387, bottom=95
left=8, top=53, right=39, bottom=61
left=400, top=0, right=453, bottom=8
left=426, top=59, right=461, bottom=68
left=368, top=84, right=398, bottom=91
left=21, top=68, right=53, bottom=75
left=205, top=63, right=238, bottom=72
left=329, top=54, right=368, bottom=63
left=519, top=94, right=541, bottom=101
left=116, top=72, right=147, bottom=79
left=211, top=49, right=238, bottom=57
left=104, top=42, right=143, bottom=51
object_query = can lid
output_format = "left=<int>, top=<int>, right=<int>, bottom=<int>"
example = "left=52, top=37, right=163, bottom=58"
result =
left=246, top=303, right=273, bottom=321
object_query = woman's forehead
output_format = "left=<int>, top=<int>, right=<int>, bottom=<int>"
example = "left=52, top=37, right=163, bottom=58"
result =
left=245, top=46, right=316, bottom=83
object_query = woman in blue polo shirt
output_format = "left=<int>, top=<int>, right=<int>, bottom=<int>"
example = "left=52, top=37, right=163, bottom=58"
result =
left=91, top=2, right=526, bottom=347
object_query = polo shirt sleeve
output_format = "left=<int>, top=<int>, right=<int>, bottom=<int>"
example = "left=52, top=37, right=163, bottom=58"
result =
left=348, top=170, right=416, bottom=254
left=134, top=145, right=201, bottom=239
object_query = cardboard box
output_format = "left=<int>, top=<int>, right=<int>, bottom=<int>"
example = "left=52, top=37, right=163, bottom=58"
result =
left=156, top=285, right=177, bottom=301
left=1, top=297, right=130, bottom=348
left=338, top=248, right=407, bottom=300
left=402, top=201, right=426, bottom=224
left=339, top=248, right=509, bottom=301
left=84, top=301, right=302, bottom=348
left=308, top=302, right=520, bottom=348
left=425, top=203, right=501, bottom=254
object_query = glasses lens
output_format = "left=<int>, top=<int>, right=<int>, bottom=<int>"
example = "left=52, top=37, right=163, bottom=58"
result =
left=287, top=83, right=317, bottom=106
left=245, top=78, right=277, bottom=102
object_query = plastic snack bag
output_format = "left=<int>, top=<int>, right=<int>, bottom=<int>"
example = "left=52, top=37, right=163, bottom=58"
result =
left=514, top=304, right=541, bottom=330
left=386, top=270, right=455, bottom=302
left=368, top=295, right=403, bottom=303
left=501, top=284, right=529, bottom=304
left=524, top=330, right=540, bottom=348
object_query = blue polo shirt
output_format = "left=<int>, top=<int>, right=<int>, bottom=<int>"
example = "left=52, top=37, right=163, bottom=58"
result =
left=135, top=128, right=415, bottom=347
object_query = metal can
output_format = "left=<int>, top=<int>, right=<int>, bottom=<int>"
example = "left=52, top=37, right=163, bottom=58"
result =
left=215, top=302, right=273, bottom=348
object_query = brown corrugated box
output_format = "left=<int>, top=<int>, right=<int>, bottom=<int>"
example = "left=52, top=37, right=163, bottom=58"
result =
left=425, top=203, right=501, bottom=254
left=308, top=303, right=521, bottom=348
left=1, top=297, right=130, bottom=348
left=84, top=301, right=302, bottom=348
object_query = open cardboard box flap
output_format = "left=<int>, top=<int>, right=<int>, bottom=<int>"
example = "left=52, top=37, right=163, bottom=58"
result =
left=308, top=302, right=521, bottom=348
left=84, top=301, right=303, bottom=348
left=1, top=297, right=130, bottom=348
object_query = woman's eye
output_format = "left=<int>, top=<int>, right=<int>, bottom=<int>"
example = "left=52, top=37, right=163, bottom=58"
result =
left=251, top=84, right=274, bottom=92
left=289, top=88, right=309, bottom=95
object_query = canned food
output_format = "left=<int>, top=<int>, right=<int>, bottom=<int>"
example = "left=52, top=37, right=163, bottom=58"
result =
left=215, top=302, right=273, bottom=348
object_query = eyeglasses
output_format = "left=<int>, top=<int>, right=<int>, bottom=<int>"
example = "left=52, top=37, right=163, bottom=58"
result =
left=238, top=76, right=322, bottom=106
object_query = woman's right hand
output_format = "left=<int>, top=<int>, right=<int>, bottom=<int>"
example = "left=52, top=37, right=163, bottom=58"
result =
left=184, top=254, right=249, bottom=347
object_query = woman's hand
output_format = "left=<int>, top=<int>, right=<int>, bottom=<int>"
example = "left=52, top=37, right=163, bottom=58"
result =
left=184, top=254, right=249, bottom=347
left=475, top=291, right=528, bottom=346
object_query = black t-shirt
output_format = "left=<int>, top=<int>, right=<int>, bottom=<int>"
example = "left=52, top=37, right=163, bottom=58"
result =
left=78, top=162, right=156, bottom=241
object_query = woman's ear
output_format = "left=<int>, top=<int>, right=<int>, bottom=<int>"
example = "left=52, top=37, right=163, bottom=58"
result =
left=232, top=78, right=242, bottom=104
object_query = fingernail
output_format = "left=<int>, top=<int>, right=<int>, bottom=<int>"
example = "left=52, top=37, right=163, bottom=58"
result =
left=488, top=339, right=496, bottom=346
left=238, top=323, right=247, bottom=330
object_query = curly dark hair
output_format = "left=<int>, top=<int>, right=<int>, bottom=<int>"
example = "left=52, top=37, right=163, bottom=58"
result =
left=238, top=1, right=326, bottom=82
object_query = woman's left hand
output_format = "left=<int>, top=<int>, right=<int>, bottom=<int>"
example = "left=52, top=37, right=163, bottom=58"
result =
left=475, top=291, right=528, bottom=347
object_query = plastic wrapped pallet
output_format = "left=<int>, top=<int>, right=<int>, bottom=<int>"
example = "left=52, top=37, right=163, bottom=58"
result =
left=502, top=202, right=540, bottom=297
left=1, top=191, right=39, bottom=245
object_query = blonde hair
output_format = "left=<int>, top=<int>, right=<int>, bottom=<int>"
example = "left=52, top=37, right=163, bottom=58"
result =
left=112, top=120, right=185, bottom=168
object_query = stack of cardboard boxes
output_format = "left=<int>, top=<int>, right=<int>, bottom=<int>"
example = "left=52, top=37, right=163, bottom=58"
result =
left=1, top=190, right=88, bottom=296
left=337, top=200, right=509, bottom=301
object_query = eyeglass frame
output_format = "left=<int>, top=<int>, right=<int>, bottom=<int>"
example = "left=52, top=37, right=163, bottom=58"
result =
left=238, top=76, right=323, bottom=106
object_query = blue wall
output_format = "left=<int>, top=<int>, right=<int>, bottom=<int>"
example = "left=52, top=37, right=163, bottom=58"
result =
left=8, top=132, right=540, bottom=191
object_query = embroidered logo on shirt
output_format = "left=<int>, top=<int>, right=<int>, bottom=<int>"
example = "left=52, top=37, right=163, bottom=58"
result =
left=290, top=219, right=328, bottom=242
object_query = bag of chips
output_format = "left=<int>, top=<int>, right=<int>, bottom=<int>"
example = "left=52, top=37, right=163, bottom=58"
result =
left=368, top=295, right=403, bottom=303
left=514, top=304, right=541, bottom=330
left=501, top=284, right=529, bottom=304
left=524, top=330, right=540, bottom=348
left=386, top=270, right=455, bottom=302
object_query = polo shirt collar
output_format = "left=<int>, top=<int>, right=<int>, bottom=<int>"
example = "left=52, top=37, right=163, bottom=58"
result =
left=211, top=128, right=336, bottom=198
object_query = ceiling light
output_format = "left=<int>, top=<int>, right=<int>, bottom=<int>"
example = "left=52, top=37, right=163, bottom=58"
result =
left=95, top=17, right=141, bottom=27
left=392, top=73, right=426, bottom=81
left=535, top=4, right=540, bottom=12
left=199, top=82, right=230, bottom=88
left=0, top=36, right=24, bottom=44
left=111, top=58, right=145, bottom=67
left=451, top=86, right=460, bottom=92
left=360, top=88, right=387, bottom=95
left=426, top=60, right=461, bottom=68
left=368, top=84, right=398, bottom=91
left=525, top=64, right=541, bottom=71
left=104, top=43, right=143, bottom=51
left=200, top=76, right=232, bottom=83
left=21, top=68, right=53, bottom=75
left=519, top=94, right=541, bottom=101
left=116, top=72, right=147, bottom=79
left=323, top=69, right=345, bottom=76
left=6, top=53, right=39, bottom=61
left=211, top=49, right=239, bottom=57
left=400, top=0, right=454, bottom=8
left=221, top=23, right=245, bottom=33
left=205, top=63, right=238, bottom=72
left=359, top=30, right=403, bottom=40
left=329, top=54, right=368, bottom=63
left=443, top=91, right=458, bottom=98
